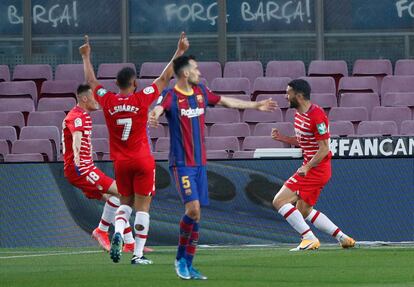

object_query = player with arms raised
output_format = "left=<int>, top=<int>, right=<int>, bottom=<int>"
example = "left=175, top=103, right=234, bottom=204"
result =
left=271, top=79, right=355, bottom=251
left=80, top=33, right=189, bottom=264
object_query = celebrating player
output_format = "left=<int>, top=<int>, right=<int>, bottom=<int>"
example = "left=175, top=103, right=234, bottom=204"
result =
left=149, top=55, right=277, bottom=280
left=80, top=33, right=189, bottom=264
left=271, top=79, right=355, bottom=251
left=62, top=84, right=135, bottom=253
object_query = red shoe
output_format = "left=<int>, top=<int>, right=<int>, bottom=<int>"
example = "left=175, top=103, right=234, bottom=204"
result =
left=91, top=228, right=110, bottom=251
left=123, top=242, right=135, bottom=253
left=144, top=246, right=154, bottom=253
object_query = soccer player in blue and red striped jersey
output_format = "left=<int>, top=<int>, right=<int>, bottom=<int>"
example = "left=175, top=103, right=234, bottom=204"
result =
left=149, top=55, right=277, bottom=280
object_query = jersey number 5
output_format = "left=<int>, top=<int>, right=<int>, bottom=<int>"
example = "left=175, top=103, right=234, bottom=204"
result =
left=117, top=118, right=132, bottom=141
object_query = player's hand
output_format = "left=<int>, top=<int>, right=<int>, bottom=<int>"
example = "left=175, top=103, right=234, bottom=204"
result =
left=148, top=110, right=159, bottom=128
left=271, top=128, right=284, bottom=141
left=79, top=35, right=91, bottom=58
left=297, top=165, right=310, bottom=177
left=177, top=32, right=189, bottom=53
left=256, top=98, right=278, bottom=112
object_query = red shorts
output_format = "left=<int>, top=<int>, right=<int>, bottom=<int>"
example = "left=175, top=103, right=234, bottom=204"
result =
left=284, top=162, right=331, bottom=206
left=64, top=166, right=114, bottom=200
left=114, top=156, right=156, bottom=197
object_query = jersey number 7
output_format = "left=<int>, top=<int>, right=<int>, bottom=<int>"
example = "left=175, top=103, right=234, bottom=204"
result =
left=117, top=118, right=132, bottom=141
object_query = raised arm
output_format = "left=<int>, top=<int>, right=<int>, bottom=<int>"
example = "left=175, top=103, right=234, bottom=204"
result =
left=153, top=32, right=189, bottom=93
left=217, top=96, right=277, bottom=111
left=79, top=35, right=100, bottom=90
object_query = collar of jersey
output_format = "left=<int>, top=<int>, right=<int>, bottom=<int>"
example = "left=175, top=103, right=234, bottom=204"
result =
left=174, top=85, right=194, bottom=96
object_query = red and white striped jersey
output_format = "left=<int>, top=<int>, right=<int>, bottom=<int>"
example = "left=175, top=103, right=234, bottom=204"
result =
left=294, top=104, right=332, bottom=165
left=62, top=106, right=95, bottom=174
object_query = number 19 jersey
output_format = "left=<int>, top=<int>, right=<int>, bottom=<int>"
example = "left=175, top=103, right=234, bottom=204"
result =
left=93, top=84, right=159, bottom=161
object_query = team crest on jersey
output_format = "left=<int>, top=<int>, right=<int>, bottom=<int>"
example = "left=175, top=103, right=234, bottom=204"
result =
left=196, top=94, right=203, bottom=103
left=317, top=122, right=327, bottom=135
left=74, top=118, right=82, bottom=127
left=97, top=88, right=107, bottom=97
left=143, top=86, right=155, bottom=95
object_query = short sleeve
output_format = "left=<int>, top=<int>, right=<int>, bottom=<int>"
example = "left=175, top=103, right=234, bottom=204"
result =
left=158, top=89, right=173, bottom=111
left=66, top=116, right=85, bottom=134
left=137, top=83, right=160, bottom=108
left=93, top=85, right=113, bottom=107
left=310, top=110, right=330, bottom=141
left=202, top=85, right=221, bottom=106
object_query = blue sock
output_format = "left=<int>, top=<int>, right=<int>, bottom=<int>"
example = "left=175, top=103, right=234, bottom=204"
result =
left=176, top=214, right=194, bottom=260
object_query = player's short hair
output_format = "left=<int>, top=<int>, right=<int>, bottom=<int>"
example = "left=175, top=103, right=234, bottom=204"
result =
left=76, top=84, right=91, bottom=97
left=117, top=67, right=136, bottom=89
left=288, top=79, right=311, bottom=100
left=173, top=55, right=196, bottom=77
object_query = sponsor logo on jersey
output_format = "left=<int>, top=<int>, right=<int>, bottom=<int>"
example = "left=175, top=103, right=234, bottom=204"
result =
left=317, top=122, right=327, bottom=135
left=180, top=107, right=205, bottom=118
left=143, top=86, right=155, bottom=95
left=97, top=88, right=107, bottom=97
left=74, top=118, right=82, bottom=127
left=108, top=104, right=140, bottom=115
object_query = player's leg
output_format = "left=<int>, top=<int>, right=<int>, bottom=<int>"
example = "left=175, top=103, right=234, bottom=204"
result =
left=273, top=181, right=319, bottom=251
left=297, top=200, right=356, bottom=248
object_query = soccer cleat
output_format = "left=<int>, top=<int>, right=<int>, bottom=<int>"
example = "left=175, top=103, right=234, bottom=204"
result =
left=91, top=228, right=110, bottom=252
left=188, top=266, right=208, bottom=280
left=175, top=258, right=191, bottom=280
left=340, top=237, right=356, bottom=249
left=123, top=242, right=135, bottom=253
left=289, top=238, right=320, bottom=252
left=109, top=232, right=123, bottom=263
left=131, top=255, right=153, bottom=265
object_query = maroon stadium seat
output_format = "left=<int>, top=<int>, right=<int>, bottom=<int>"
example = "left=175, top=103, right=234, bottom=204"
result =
left=0, top=112, right=25, bottom=129
left=256, top=94, right=289, bottom=109
left=242, top=136, right=284, bottom=150
left=12, top=139, right=54, bottom=161
left=352, top=59, right=392, bottom=92
left=339, top=93, right=380, bottom=118
left=148, top=125, right=165, bottom=139
left=0, top=65, right=10, bottom=82
left=27, top=111, right=66, bottom=132
left=252, top=77, right=291, bottom=100
left=90, top=110, right=105, bottom=125
left=92, top=124, right=109, bottom=139
left=155, top=137, right=170, bottom=152
left=400, top=120, right=414, bottom=135
left=329, top=107, right=369, bottom=123
left=371, top=106, right=412, bottom=133
left=394, top=59, right=414, bottom=76
left=205, top=108, right=240, bottom=124
left=0, top=98, right=35, bottom=113
left=211, top=78, right=250, bottom=95
left=210, top=123, right=250, bottom=138
left=357, top=121, right=398, bottom=136
left=0, top=126, right=17, bottom=144
left=139, top=62, right=168, bottom=79
left=330, top=121, right=355, bottom=137
left=338, top=76, right=378, bottom=95
left=97, top=63, right=136, bottom=80
left=0, top=139, right=10, bottom=161
left=198, top=61, right=222, bottom=85
left=266, top=61, right=306, bottom=79
left=5, top=153, right=45, bottom=162
left=37, top=98, right=76, bottom=112
left=12, top=64, right=52, bottom=95
left=205, top=136, right=239, bottom=151
left=20, top=126, right=61, bottom=155
left=0, top=81, right=38, bottom=102
left=55, top=64, right=85, bottom=84
left=223, top=61, right=263, bottom=92
left=40, top=80, right=77, bottom=100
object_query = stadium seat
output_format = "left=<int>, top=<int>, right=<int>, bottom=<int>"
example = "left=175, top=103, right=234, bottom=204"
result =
left=99, top=79, right=119, bottom=93
left=0, top=65, right=10, bottom=82
left=253, top=122, right=294, bottom=147
left=232, top=151, right=255, bottom=159
left=242, top=136, right=284, bottom=150
left=97, top=63, right=136, bottom=80
left=352, top=59, right=393, bottom=91
left=55, top=64, right=85, bottom=84
left=266, top=61, right=306, bottom=79
left=0, top=98, right=35, bottom=113
left=394, top=59, right=414, bottom=76
left=209, top=123, right=250, bottom=138
left=400, top=120, right=414, bottom=135
left=0, top=112, right=25, bottom=130
left=0, top=139, right=9, bottom=161
left=92, top=138, right=109, bottom=154
left=139, top=62, right=168, bottom=79
left=40, top=80, right=77, bottom=100
left=382, top=93, right=414, bottom=108
left=284, top=108, right=297, bottom=122
left=155, top=137, right=170, bottom=152
left=311, top=93, right=337, bottom=109
left=371, top=106, right=412, bottom=133
left=329, top=107, right=369, bottom=123
left=0, top=126, right=17, bottom=144
left=330, top=121, right=355, bottom=137
left=152, top=152, right=169, bottom=160
left=223, top=61, right=263, bottom=92
left=338, top=76, right=378, bottom=95
left=308, top=60, right=348, bottom=88
left=299, top=77, right=336, bottom=95
left=243, top=108, right=283, bottom=124
left=91, top=124, right=109, bottom=139
left=137, top=79, right=154, bottom=90
left=252, top=77, right=291, bottom=100
left=205, top=108, right=240, bottom=124
left=357, top=121, right=398, bottom=136
left=381, top=75, right=414, bottom=103
left=198, top=61, right=222, bottom=85
left=339, top=93, right=380, bottom=118
left=12, top=64, right=52, bottom=95
left=0, top=81, right=38, bottom=102
left=169, top=77, right=208, bottom=89
left=20, top=126, right=61, bottom=156
left=148, top=125, right=165, bottom=139
left=90, top=111, right=105, bottom=125
left=211, top=78, right=250, bottom=95
left=37, top=98, right=76, bottom=112
left=27, top=111, right=66, bottom=131
left=256, top=94, right=289, bottom=109
left=205, top=136, right=240, bottom=151
left=206, top=150, right=229, bottom=159
left=5, top=153, right=45, bottom=162
left=12, top=139, right=54, bottom=161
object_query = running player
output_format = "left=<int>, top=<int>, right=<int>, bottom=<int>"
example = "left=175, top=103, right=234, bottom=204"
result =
left=271, top=79, right=355, bottom=251
left=149, top=55, right=277, bottom=279
left=80, top=33, right=189, bottom=264
left=63, top=84, right=135, bottom=253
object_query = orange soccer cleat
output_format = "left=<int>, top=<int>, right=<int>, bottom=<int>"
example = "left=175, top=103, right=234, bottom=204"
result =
left=341, top=237, right=356, bottom=249
left=92, top=228, right=111, bottom=251
left=290, top=238, right=320, bottom=252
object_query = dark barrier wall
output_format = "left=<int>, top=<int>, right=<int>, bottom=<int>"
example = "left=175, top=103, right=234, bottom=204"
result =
left=0, top=158, right=413, bottom=247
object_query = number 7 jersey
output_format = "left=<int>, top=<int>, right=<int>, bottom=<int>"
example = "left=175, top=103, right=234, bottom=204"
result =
left=93, top=84, right=160, bottom=161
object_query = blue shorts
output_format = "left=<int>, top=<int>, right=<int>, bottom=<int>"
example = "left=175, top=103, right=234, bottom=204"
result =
left=170, top=166, right=209, bottom=206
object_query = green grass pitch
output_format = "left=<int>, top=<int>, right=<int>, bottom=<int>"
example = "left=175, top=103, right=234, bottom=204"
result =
left=1, top=246, right=413, bottom=287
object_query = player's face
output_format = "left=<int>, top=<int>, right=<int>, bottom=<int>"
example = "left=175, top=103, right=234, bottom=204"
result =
left=286, top=86, right=299, bottom=109
left=187, top=60, right=201, bottom=85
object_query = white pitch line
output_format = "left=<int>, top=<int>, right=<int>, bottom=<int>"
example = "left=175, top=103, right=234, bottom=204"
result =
left=0, top=250, right=102, bottom=259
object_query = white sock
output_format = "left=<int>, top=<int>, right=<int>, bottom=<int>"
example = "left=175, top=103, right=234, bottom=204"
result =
left=133, top=211, right=150, bottom=258
left=306, top=209, right=347, bottom=242
left=114, top=205, right=132, bottom=239
left=98, top=196, right=120, bottom=232
left=278, top=203, right=316, bottom=240
left=123, top=222, right=135, bottom=244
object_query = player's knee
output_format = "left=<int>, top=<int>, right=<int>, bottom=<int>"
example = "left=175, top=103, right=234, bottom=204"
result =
left=272, top=196, right=283, bottom=210
left=186, top=207, right=200, bottom=221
